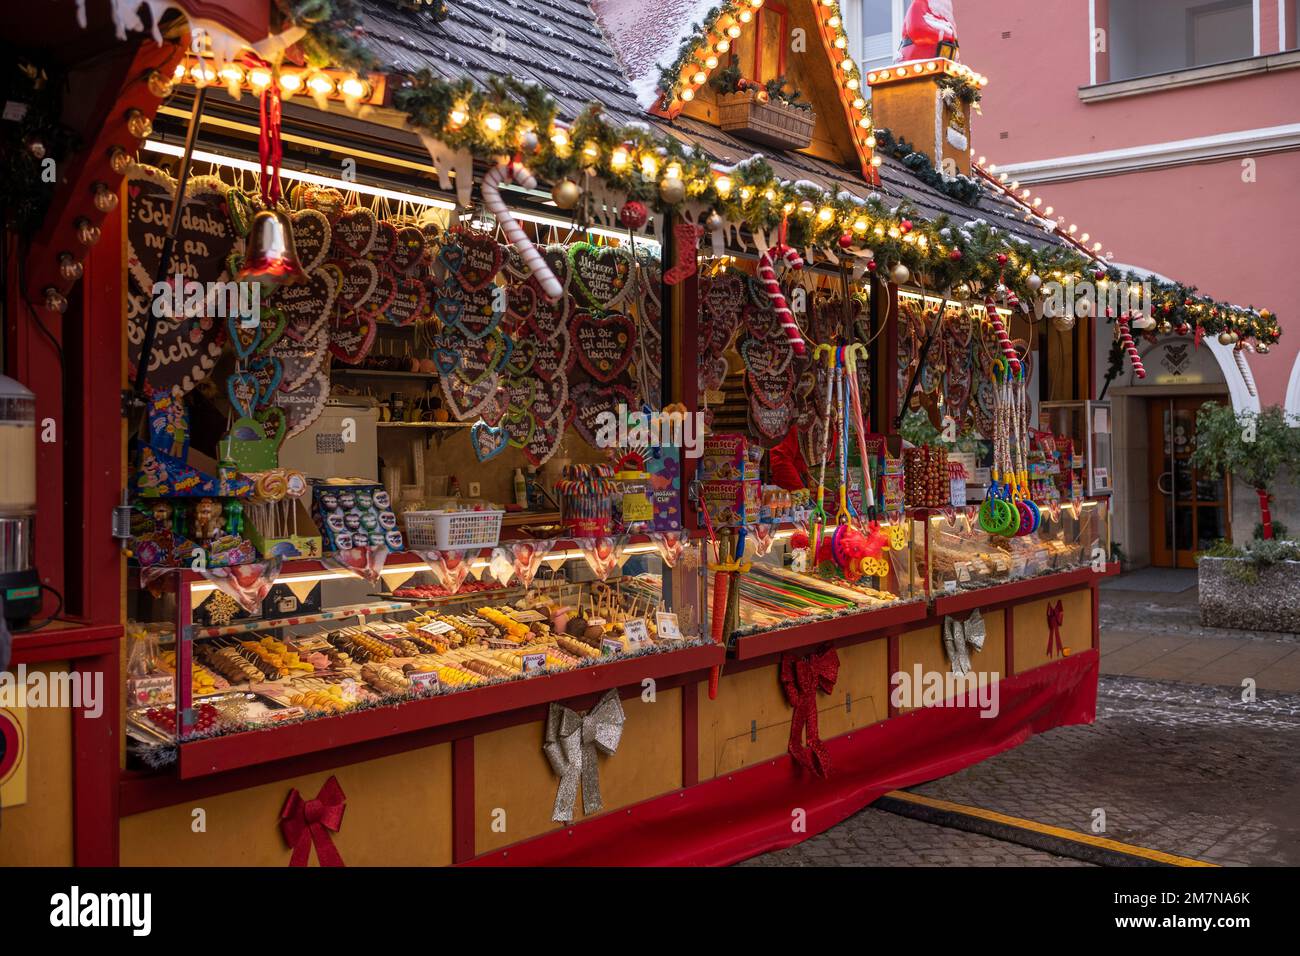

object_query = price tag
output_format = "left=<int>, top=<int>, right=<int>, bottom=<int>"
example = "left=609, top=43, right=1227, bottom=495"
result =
left=943, top=579, right=958, bottom=594
left=419, top=620, right=454, bottom=638
left=1011, top=554, right=1028, bottom=578
left=655, top=612, right=682, bottom=640
left=992, top=556, right=1009, bottom=573
left=409, top=671, right=441, bottom=692
left=511, top=609, right=546, bottom=624
left=623, top=618, right=649, bottom=645
left=601, top=638, right=625, bottom=656
left=955, top=562, right=972, bottom=583
left=521, top=653, right=548, bottom=673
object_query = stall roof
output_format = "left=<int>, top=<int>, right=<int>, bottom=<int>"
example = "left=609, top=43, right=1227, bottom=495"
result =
left=356, top=0, right=1069, bottom=252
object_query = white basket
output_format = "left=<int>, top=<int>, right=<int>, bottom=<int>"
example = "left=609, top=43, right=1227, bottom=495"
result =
left=403, top=509, right=504, bottom=550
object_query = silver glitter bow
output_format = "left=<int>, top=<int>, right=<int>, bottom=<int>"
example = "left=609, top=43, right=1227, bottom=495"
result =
left=942, top=609, right=986, bottom=675
left=543, top=689, right=626, bottom=823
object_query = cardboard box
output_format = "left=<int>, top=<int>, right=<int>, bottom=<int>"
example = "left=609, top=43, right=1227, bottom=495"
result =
left=246, top=498, right=323, bottom=560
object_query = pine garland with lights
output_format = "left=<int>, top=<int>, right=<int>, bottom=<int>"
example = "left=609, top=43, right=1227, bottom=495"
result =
left=873, top=127, right=983, bottom=205
left=935, top=74, right=982, bottom=107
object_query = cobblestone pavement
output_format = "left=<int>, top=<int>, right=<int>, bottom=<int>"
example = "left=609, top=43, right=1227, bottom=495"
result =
left=745, top=676, right=1300, bottom=867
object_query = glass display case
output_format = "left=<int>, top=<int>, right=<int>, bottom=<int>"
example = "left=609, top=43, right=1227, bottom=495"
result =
left=1039, top=400, right=1114, bottom=497
left=909, top=498, right=1111, bottom=597
left=124, top=538, right=705, bottom=755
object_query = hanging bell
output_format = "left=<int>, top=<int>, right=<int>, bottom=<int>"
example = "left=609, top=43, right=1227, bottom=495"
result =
left=238, top=209, right=307, bottom=288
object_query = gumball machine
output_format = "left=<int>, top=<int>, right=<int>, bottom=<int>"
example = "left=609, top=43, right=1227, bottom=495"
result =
left=0, top=374, right=41, bottom=627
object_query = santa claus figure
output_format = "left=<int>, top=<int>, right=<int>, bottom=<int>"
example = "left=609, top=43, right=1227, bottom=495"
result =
left=897, top=0, right=959, bottom=62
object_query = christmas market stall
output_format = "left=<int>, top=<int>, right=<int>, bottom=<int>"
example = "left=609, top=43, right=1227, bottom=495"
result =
left=0, top=0, right=1280, bottom=866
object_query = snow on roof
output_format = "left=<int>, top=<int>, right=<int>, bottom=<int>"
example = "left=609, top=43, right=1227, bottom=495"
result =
left=591, top=0, right=721, bottom=109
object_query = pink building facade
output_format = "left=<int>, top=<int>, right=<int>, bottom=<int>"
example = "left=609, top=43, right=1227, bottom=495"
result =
left=850, top=0, right=1298, bottom=565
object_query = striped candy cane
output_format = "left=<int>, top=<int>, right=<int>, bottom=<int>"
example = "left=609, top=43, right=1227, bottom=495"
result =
left=759, top=243, right=806, bottom=355
left=1118, top=313, right=1146, bottom=379
left=482, top=161, right=564, bottom=301
left=985, top=297, right=1020, bottom=375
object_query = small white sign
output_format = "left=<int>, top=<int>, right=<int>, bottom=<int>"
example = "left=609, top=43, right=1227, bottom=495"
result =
left=624, top=618, right=650, bottom=645
left=655, top=612, right=683, bottom=641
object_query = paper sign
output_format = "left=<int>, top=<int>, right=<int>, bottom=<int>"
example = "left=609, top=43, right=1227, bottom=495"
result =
left=419, top=620, right=454, bottom=637
left=943, top=579, right=958, bottom=594
left=522, top=653, right=548, bottom=673
left=655, top=612, right=682, bottom=640
left=623, top=618, right=649, bottom=645
left=409, top=671, right=441, bottom=692
left=956, top=562, right=972, bottom=583
left=601, top=638, right=624, bottom=655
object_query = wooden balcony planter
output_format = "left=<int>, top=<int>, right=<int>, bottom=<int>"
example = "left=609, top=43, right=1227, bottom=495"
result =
left=717, top=90, right=815, bottom=150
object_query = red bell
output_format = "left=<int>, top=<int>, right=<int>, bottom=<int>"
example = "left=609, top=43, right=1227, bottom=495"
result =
left=238, top=209, right=307, bottom=287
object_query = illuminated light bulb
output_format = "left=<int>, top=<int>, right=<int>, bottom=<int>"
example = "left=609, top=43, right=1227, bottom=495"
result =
left=871, top=154, right=882, bottom=167
left=715, top=174, right=733, bottom=195
left=1032, top=198, right=1042, bottom=207
left=58, top=253, right=82, bottom=281
left=857, top=117, right=871, bottom=128
left=841, top=58, right=854, bottom=71
left=190, top=63, right=216, bottom=85
left=92, top=181, right=118, bottom=212
left=125, top=109, right=152, bottom=139
left=835, top=37, right=847, bottom=49
left=852, top=97, right=865, bottom=109
left=172, top=62, right=185, bottom=80
left=1080, top=233, right=1090, bottom=242
left=1010, top=180, right=1019, bottom=190
left=681, top=87, right=695, bottom=101
left=866, top=135, right=877, bottom=147
left=978, top=76, right=990, bottom=87
left=484, top=112, right=505, bottom=133
left=308, top=73, right=334, bottom=97
left=739, top=186, right=754, bottom=202
left=782, top=202, right=794, bottom=214
left=665, top=162, right=683, bottom=180
left=727, top=24, right=741, bottom=38
left=750, top=0, right=763, bottom=6
left=903, top=232, right=916, bottom=243
left=925, top=60, right=938, bottom=71
left=248, top=67, right=273, bottom=90
left=148, top=69, right=174, bottom=98
left=716, top=39, right=731, bottom=53
left=820, top=0, right=833, bottom=5
left=739, top=10, right=752, bottom=22
left=764, top=188, right=776, bottom=201
left=853, top=218, right=868, bottom=233
left=817, top=206, right=833, bottom=223
left=551, top=127, right=569, bottom=148
left=705, top=55, right=719, bottom=68
left=1068, top=224, right=1078, bottom=234
left=888, top=227, right=901, bottom=239
left=1093, top=242, right=1103, bottom=252
left=610, top=145, right=630, bottom=169
left=917, top=235, right=929, bottom=249
left=846, top=77, right=859, bottom=90
left=341, top=76, right=368, bottom=99
left=798, top=199, right=815, bottom=215
left=640, top=154, right=658, bottom=177
left=913, top=63, right=923, bottom=73
left=999, top=173, right=1008, bottom=182
left=448, top=107, right=469, bottom=129
left=693, top=70, right=707, bottom=84
left=977, top=156, right=987, bottom=165
left=1044, top=206, right=1054, bottom=216
left=867, top=72, right=878, bottom=83
left=582, top=143, right=599, bottom=161
left=279, top=71, right=304, bottom=93
left=874, top=225, right=886, bottom=237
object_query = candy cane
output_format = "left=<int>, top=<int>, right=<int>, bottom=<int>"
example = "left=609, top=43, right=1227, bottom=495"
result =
left=759, top=243, right=806, bottom=355
left=985, top=297, right=1020, bottom=375
left=1118, top=313, right=1146, bottom=379
left=481, top=161, right=563, bottom=301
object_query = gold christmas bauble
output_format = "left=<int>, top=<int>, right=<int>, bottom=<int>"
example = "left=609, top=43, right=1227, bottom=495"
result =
left=147, top=70, right=174, bottom=98
left=1157, top=320, right=1173, bottom=334
left=1051, top=313, right=1076, bottom=332
left=1217, top=330, right=1237, bottom=345
left=891, top=263, right=910, bottom=285
left=1256, top=344, right=1270, bottom=354
left=659, top=176, right=686, bottom=204
left=552, top=179, right=581, bottom=210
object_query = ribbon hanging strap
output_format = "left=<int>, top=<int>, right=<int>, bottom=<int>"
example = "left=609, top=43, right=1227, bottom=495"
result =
left=279, top=775, right=347, bottom=867
left=779, top=644, right=839, bottom=778
left=543, top=689, right=626, bottom=822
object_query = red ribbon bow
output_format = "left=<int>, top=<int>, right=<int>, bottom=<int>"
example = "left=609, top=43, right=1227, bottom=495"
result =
left=1046, top=600, right=1065, bottom=658
left=280, top=775, right=347, bottom=867
left=780, top=645, right=840, bottom=778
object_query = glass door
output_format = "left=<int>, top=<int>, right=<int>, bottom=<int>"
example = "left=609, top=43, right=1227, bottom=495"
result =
left=1148, top=397, right=1231, bottom=568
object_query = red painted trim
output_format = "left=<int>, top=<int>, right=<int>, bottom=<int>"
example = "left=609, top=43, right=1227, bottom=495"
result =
left=177, top=566, right=193, bottom=737
left=882, top=282, right=899, bottom=424
left=465, top=650, right=1100, bottom=866
left=1004, top=596, right=1016, bottom=677
left=931, top=567, right=1098, bottom=617
left=451, top=737, right=476, bottom=863
left=177, top=645, right=723, bottom=779
left=731, top=600, right=929, bottom=660
left=73, top=650, right=119, bottom=865
left=681, top=678, right=699, bottom=788
left=9, top=624, right=122, bottom=665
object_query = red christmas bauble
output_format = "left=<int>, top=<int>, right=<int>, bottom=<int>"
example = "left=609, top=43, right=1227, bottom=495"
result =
left=900, top=219, right=913, bottom=233
left=949, top=249, right=963, bottom=261
left=839, top=233, right=853, bottom=249
left=619, top=200, right=649, bottom=230
left=997, top=253, right=1008, bottom=265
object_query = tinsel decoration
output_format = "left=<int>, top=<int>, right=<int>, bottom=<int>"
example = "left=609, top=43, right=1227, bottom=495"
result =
left=543, top=689, right=625, bottom=822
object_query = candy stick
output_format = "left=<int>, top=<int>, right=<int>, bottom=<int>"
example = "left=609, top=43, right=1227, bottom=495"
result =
left=985, top=297, right=1020, bottom=375
left=758, top=243, right=806, bottom=355
left=1118, top=313, right=1146, bottom=379
left=481, top=161, right=564, bottom=301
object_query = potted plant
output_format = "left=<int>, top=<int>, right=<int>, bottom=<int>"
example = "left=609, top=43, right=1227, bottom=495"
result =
left=1188, top=403, right=1299, bottom=539
left=712, top=68, right=816, bottom=150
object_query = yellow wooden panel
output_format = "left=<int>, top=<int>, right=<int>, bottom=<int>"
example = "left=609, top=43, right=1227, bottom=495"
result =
left=0, top=662, right=73, bottom=866
left=896, top=613, right=1004, bottom=713
left=697, top=638, right=890, bottom=780
left=474, top=688, right=682, bottom=854
left=121, top=743, right=453, bottom=866
left=1013, top=588, right=1093, bottom=674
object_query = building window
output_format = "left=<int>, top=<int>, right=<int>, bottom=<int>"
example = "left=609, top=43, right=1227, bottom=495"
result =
left=1289, top=0, right=1299, bottom=51
left=848, top=0, right=914, bottom=73
left=1107, top=0, right=1256, bottom=82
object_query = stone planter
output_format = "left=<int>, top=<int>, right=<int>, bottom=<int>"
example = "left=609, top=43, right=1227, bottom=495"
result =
left=1198, top=556, right=1300, bottom=633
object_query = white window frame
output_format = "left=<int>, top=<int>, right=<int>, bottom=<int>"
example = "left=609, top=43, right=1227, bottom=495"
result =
left=1091, top=0, right=1265, bottom=85
left=852, top=0, right=910, bottom=70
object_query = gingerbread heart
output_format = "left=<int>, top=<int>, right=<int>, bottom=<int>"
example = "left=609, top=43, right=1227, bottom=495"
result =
left=525, top=321, right=570, bottom=383
left=470, top=420, right=508, bottom=462
left=328, top=310, right=378, bottom=364
left=269, top=265, right=338, bottom=344
left=368, top=220, right=397, bottom=264
left=227, top=371, right=260, bottom=419
left=249, top=354, right=283, bottom=408
left=335, top=257, right=383, bottom=311
left=523, top=409, right=566, bottom=467
left=290, top=208, right=331, bottom=272
left=502, top=403, right=536, bottom=449
left=383, top=272, right=430, bottom=326
left=389, top=225, right=426, bottom=275
left=741, top=337, right=794, bottom=377
left=477, top=382, right=510, bottom=427
left=441, top=280, right=501, bottom=341
left=504, top=338, right=537, bottom=378
left=441, top=230, right=502, bottom=291
left=440, top=367, right=501, bottom=421
left=568, top=242, right=631, bottom=310
left=569, top=310, right=635, bottom=384
left=330, top=206, right=378, bottom=258
left=569, top=382, right=636, bottom=446
left=275, top=368, right=331, bottom=439
left=270, top=325, right=329, bottom=391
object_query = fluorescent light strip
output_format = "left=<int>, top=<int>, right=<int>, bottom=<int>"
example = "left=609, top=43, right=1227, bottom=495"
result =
left=143, top=140, right=657, bottom=247
left=897, top=289, right=1011, bottom=316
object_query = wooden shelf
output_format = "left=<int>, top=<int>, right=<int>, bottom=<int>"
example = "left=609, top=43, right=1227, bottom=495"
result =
left=931, top=566, right=1100, bottom=617
left=731, top=599, right=930, bottom=660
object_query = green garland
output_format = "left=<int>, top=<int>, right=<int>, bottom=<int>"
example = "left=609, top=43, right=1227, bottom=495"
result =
left=936, top=74, right=982, bottom=107
left=1, top=49, right=80, bottom=237
left=873, top=127, right=983, bottom=205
